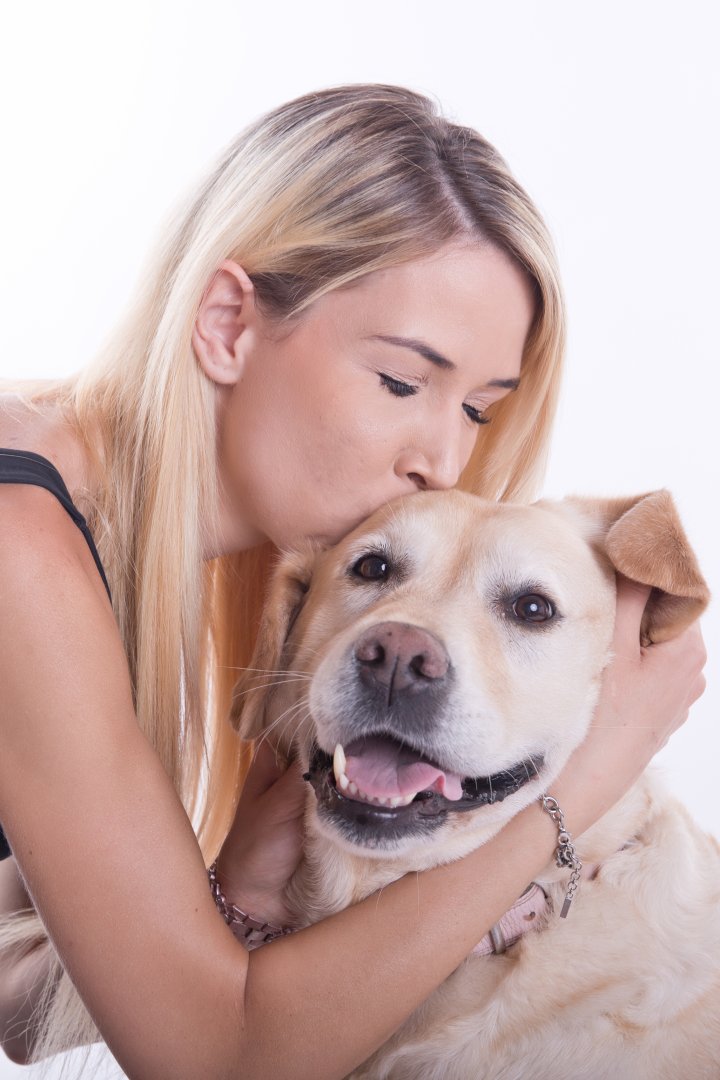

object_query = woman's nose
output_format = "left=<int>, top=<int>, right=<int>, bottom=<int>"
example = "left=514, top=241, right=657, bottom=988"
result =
left=394, top=431, right=468, bottom=492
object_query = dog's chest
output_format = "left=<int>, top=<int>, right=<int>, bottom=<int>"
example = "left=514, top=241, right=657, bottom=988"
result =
left=350, top=903, right=720, bottom=1079
left=342, top=806, right=720, bottom=1080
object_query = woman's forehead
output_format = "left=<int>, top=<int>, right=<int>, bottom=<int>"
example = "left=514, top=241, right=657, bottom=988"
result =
left=303, top=245, right=534, bottom=376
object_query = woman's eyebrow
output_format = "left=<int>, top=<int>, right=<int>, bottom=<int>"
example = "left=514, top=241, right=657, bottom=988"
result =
left=369, top=334, right=521, bottom=389
left=370, top=333, right=455, bottom=370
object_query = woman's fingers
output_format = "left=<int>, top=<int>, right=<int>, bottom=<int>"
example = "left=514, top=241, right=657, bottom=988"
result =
left=238, top=738, right=306, bottom=823
left=692, top=672, right=707, bottom=704
left=680, top=619, right=708, bottom=669
left=239, top=738, right=289, bottom=802
left=257, top=757, right=308, bottom=826
left=220, top=745, right=307, bottom=926
left=556, top=609, right=707, bottom=833
left=644, top=620, right=707, bottom=683
left=612, top=575, right=651, bottom=656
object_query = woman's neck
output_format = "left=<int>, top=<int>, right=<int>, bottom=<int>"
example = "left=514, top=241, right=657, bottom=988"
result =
left=203, top=476, right=267, bottom=560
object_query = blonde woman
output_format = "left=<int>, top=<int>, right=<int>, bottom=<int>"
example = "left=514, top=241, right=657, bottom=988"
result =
left=0, top=85, right=706, bottom=1079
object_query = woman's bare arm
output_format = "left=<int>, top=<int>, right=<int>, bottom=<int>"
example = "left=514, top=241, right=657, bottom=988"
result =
left=0, top=487, right=706, bottom=1080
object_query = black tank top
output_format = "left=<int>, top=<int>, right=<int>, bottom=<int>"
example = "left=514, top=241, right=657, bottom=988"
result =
left=0, top=448, right=112, bottom=860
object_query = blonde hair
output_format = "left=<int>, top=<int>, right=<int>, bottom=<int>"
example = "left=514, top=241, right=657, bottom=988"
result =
left=0, top=84, right=565, bottom=1071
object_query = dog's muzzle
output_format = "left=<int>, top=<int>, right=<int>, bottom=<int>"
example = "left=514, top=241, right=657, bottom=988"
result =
left=304, top=736, right=545, bottom=850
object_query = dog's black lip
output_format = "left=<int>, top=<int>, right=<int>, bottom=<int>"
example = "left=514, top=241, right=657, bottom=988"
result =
left=305, top=738, right=544, bottom=824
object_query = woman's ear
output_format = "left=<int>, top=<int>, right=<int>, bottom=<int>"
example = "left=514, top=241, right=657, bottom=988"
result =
left=192, top=260, right=257, bottom=386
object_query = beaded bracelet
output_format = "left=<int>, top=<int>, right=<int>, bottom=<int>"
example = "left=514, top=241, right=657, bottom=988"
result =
left=539, top=794, right=583, bottom=918
left=207, top=860, right=295, bottom=950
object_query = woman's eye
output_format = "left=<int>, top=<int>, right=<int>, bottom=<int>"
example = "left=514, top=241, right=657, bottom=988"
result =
left=462, top=403, right=491, bottom=426
left=351, top=554, right=391, bottom=581
left=512, top=593, right=555, bottom=623
left=379, top=373, right=418, bottom=398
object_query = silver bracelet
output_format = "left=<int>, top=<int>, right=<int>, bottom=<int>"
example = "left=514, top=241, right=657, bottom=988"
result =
left=207, top=860, right=295, bottom=950
left=539, top=795, right=583, bottom=918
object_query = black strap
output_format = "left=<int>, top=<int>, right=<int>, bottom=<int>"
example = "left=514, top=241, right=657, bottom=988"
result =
left=0, top=448, right=112, bottom=603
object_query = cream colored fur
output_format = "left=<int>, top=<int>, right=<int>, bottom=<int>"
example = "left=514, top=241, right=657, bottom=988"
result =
left=235, top=488, right=719, bottom=1080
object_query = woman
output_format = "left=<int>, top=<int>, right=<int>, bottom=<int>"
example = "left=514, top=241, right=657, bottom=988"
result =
left=0, top=84, right=705, bottom=1079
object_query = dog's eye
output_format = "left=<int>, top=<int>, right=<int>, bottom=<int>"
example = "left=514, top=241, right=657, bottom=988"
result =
left=512, top=593, right=554, bottom=623
left=352, top=554, right=391, bottom=581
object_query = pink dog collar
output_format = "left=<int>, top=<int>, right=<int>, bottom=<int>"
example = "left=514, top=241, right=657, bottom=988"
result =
left=472, top=882, right=549, bottom=957
left=471, top=856, right=606, bottom=957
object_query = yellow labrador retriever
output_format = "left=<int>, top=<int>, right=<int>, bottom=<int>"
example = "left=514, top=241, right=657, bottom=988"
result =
left=232, top=489, right=719, bottom=1080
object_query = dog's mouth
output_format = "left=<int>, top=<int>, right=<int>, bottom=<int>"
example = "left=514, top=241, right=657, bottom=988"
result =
left=305, top=735, right=544, bottom=847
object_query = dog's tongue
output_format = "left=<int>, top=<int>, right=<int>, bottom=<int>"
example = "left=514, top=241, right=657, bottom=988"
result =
left=344, top=736, right=464, bottom=801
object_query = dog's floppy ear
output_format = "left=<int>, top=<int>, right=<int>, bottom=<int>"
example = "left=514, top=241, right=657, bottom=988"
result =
left=563, top=490, right=709, bottom=645
left=230, top=543, right=318, bottom=739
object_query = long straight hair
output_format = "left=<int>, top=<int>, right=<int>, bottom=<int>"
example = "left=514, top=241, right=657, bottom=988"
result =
left=0, top=84, right=565, bottom=1069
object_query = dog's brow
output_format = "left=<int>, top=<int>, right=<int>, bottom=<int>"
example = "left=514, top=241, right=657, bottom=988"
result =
left=369, top=334, right=521, bottom=389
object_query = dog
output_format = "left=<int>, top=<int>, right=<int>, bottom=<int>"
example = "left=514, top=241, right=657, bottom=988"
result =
left=232, top=488, right=719, bottom=1079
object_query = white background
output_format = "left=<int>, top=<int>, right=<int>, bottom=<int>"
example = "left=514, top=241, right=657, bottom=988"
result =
left=1, top=1, right=718, bottom=1076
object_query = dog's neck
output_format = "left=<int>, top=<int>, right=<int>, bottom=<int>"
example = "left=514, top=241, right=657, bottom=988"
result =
left=286, top=772, right=660, bottom=936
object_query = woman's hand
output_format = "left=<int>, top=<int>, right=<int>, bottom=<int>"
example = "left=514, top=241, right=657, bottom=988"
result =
left=214, top=741, right=307, bottom=927
left=553, top=574, right=708, bottom=834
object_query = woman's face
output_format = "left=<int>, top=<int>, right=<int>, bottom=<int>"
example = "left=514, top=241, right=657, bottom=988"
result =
left=208, top=243, right=536, bottom=554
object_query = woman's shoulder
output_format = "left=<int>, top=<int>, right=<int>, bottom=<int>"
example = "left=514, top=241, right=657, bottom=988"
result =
left=0, top=393, right=92, bottom=498
left=0, top=394, right=110, bottom=607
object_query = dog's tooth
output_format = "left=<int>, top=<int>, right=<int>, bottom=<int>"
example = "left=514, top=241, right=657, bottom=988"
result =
left=333, top=744, right=347, bottom=784
left=342, top=778, right=396, bottom=806
left=387, top=793, right=416, bottom=808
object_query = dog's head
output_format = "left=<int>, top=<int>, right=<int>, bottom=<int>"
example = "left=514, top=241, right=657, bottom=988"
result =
left=231, top=489, right=708, bottom=861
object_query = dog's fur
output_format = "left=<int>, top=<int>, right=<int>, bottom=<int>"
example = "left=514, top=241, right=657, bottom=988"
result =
left=232, top=489, right=719, bottom=1080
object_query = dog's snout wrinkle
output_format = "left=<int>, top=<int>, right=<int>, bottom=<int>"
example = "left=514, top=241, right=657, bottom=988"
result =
left=354, top=623, right=449, bottom=701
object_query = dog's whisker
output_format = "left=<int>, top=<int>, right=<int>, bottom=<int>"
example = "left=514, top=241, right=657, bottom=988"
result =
left=234, top=673, right=311, bottom=690
left=224, top=664, right=313, bottom=678
left=292, top=643, right=326, bottom=663
left=231, top=678, right=311, bottom=709
left=269, top=702, right=314, bottom=748
left=247, top=740, right=287, bottom=772
left=236, top=670, right=307, bottom=681
left=258, top=699, right=310, bottom=744
left=266, top=714, right=313, bottom=763
left=259, top=695, right=315, bottom=747
left=235, top=675, right=312, bottom=693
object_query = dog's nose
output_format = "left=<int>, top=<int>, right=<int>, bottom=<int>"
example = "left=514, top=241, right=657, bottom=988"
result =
left=354, top=622, right=449, bottom=695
